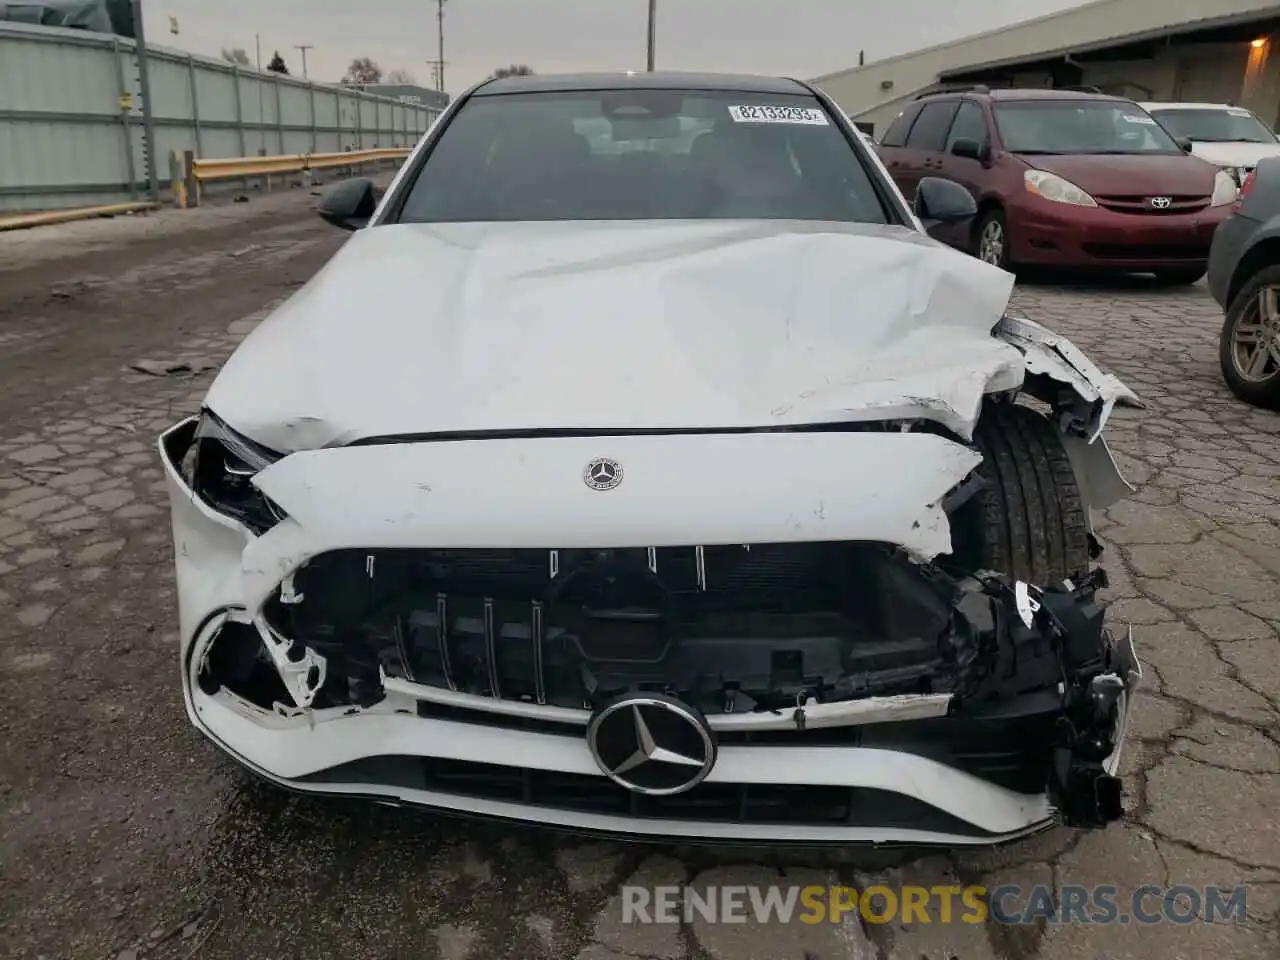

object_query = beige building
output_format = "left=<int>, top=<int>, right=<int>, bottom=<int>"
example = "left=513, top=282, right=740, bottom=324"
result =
left=814, top=0, right=1280, bottom=135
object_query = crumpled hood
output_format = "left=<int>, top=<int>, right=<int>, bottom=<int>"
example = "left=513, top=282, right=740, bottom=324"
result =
left=206, top=219, right=1023, bottom=452
left=1188, top=141, right=1280, bottom=170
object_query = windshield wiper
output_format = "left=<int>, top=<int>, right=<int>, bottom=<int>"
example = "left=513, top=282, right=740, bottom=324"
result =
left=1011, top=149, right=1061, bottom=155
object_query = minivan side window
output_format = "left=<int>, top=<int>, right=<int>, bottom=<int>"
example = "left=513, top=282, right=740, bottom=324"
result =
left=880, top=104, right=923, bottom=147
left=906, top=101, right=960, bottom=151
left=945, top=101, right=988, bottom=151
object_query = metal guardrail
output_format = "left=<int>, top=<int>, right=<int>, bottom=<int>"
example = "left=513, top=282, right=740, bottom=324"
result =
left=174, top=146, right=411, bottom=208
left=191, top=147, right=410, bottom=182
left=0, top=200, right=157, bottom=233
left=0, top=146, right=411, bottom=229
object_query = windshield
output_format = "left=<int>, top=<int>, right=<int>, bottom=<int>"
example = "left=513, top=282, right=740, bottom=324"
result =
left=993, top=100, right=1182, bottom=155
left=1148, top=107, right=1277, bottom=144
left=396, top=89, right=889, bottom=224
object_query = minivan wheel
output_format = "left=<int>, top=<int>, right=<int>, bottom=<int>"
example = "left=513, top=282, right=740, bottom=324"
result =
left=1220, top=263, right=1280, bottom=411
left=975, top=210, right=1010, bottom=269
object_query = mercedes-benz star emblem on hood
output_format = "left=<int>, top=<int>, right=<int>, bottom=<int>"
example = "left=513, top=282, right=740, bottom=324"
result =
left=583, top=457, right=624, bottom=491
left=586, top=693, right=717, bottom=795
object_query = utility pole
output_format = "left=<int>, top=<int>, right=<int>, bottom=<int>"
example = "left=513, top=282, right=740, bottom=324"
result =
left=294, top=44, right=313, bottom=80
left=436, top=0, right=447, bottom=93
left=646, top=0, right=656, bottom=71
left=427, top=59, right=445, bottom=91
left=131, top=0, right=160, bottom=202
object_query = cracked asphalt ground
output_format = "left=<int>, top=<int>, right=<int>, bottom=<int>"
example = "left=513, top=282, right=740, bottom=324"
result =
left=1, top=190, right=1278, bottom=960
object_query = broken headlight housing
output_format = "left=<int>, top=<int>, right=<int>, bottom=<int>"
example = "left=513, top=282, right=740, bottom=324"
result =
left=186, top=411, right=286, bottom=535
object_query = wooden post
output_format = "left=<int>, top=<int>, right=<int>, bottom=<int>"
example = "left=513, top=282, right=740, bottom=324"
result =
left=184, top=150, right=199, bottom=208
left=169, top=150, right=184, bottom=208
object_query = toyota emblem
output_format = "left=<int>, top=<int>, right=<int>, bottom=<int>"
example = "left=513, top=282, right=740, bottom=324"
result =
left=586, top=693, right=717, bottom=795
left=583, top=457, right=624, bottom=491
left=1148, top=196, right=1172, bottom=209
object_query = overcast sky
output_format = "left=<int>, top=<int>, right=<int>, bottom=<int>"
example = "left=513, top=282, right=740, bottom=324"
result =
left=143, top=0, right=1089, bottom=92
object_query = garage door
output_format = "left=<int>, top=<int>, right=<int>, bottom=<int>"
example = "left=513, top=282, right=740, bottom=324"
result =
left=1174, top=48, right=1248, bottom=103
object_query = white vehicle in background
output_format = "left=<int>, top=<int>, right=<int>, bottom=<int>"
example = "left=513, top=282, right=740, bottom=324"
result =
left=1142, top=101, right=1280, bottom=185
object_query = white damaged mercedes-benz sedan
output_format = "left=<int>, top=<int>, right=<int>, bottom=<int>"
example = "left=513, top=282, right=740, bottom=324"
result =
left=160, top=72, right=1143, bottom=846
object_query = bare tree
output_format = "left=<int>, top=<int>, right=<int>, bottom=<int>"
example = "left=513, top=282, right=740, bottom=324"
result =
left=385, top=67, right=417, bottom=85
left=343, top=57, right=384, bottom=84
left=491, top=64, right=534, bottom=79
left=266, top=51, right=289, bottom=75
left=221, top=47, right=251, bottom=66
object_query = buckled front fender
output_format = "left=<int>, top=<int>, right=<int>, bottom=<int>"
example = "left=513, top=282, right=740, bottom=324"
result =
left=996, top=312, right=1142, bottom=512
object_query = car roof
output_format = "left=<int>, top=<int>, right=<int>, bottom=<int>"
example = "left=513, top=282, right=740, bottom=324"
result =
left=1140, top=101, right=1240, bottom=111
left=474, top=71, right=811, bottom=96
left=921, top=88, right=1128, bottom=103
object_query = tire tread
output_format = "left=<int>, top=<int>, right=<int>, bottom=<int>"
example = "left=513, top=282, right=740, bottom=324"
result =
left=955, top=402, right=1091, bottom=583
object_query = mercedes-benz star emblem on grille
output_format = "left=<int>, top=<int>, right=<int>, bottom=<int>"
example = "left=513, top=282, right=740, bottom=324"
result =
left=1148, top=196, right=1172, bottom=209
left=587, top=693, right=717, bottom=795
left=583, top=457, right=624, bottom=491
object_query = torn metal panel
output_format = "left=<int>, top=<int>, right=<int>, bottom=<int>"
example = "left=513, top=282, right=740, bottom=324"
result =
left=994, top=311, right=1139, bottom=513
left=996, top=311, right=1143, bottom=442
left=1061, top=433, right=1135, bottom=513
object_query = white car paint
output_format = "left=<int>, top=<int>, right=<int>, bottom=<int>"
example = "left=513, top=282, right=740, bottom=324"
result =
left=1180, top=139, right=1280, bottom=169
left=209, top=220, right=1025, bottom=452
left=381, top=676, right=956, bottom=729
left=163, top=79, right=1142, bottom=845
left=246, top=431, right=983, bottom=614
left=1142, top=101, right=1280, bottom=172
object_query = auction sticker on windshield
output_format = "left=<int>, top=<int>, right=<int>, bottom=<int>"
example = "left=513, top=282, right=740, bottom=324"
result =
left=729, top=105, right=829, bottom=125
left=1120, top=115, right=1156, bottom=124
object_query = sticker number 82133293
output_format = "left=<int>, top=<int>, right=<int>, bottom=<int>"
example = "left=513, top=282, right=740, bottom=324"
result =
left=728, top=104, right=829, bottom=125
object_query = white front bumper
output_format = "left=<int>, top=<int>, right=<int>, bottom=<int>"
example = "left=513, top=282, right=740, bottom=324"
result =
left=190, top=655, right=1055, bottom=845
left=162, top=417, right=1135, bottom=845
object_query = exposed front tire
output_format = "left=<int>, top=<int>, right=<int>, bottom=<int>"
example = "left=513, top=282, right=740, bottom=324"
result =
left=949, top=402, right=1092, bottom=584
left=1220, top=263, right=1280, bottom=410
left=1151, top=266, right=1207, bottom=286
left=974, top=209, right=1011, bottom=270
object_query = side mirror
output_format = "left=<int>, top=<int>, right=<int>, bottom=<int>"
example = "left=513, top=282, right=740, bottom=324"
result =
left=950, top=137, right=987, bottom=162
left=318, top=177, right=381, bottom=231
left=914, top=177, right=977, bottom=231
left=1175, top=136, right=1193, bottom=153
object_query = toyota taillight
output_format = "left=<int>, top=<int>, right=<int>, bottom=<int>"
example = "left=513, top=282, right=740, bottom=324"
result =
left=1234, top=170, right=1257, bottom=211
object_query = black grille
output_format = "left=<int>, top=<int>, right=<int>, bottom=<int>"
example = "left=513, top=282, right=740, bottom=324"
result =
left=1094, top=195, right=1209, bottom=215
left=1081, top=242, right=1209, bottom=261
left=268, top=544, right=961, bottom=715
left=300, top=755, right=1003, bottom=838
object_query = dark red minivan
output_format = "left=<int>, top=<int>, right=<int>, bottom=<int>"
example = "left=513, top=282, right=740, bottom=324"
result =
left=876, top=88, right=1237, bottom=284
